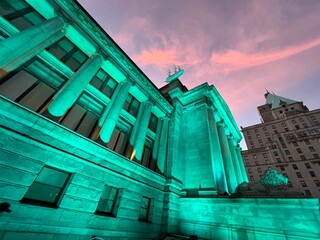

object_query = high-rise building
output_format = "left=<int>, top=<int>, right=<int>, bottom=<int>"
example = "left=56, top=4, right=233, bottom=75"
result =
left=0, top=1, right=319, bottom=239
left=242, top=92, right=320, bottom=198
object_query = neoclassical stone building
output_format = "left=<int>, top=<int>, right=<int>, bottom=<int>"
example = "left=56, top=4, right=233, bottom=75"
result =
left=0, top=1, right=319, bottom=239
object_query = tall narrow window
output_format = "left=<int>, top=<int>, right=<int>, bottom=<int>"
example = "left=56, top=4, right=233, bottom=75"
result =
left=123, top=94, right=140, bottom=117
left=21, top=166, right=71, bottom=207
left=148, top=113, right=158, bottom=132
left=95, top=185, right=121, bottom=217
left=139, top=196, right=151, bottom=222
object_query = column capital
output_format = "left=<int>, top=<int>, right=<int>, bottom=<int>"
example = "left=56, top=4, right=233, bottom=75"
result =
left=54, top=8, right=72, bottom=26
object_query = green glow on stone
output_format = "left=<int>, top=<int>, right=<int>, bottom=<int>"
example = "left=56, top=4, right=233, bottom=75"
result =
left=103, top=60, right=126, bottom=81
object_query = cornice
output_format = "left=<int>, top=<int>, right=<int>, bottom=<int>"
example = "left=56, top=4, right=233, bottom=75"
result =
left=54, top=0, right=173, bottom=115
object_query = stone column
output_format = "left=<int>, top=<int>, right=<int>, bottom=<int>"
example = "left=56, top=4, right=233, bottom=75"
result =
left=0, top=17, right=66, bottom=75
left=129, top=101, right=152, bottom=161
left=207, top=108, right=228, bottom=194
left=99, top=80, right=132, bottom=143
left=157, top=117, right=169, bottom=173
left=48, top=54, right=103, bottom=116
left=217, top=122, right=237, bottom=193
left=228, top=136, right=244, bottom=186
left=236, top=145, right=249, bottom=182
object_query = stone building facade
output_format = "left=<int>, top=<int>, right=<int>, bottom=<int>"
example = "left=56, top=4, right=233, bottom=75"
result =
left=0, top=1, right=319, bottom=239
left=242, top=92, right=320, bottom=199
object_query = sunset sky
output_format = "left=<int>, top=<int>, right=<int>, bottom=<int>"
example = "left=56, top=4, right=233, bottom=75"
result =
left=78, top=0, right=320, bottom=149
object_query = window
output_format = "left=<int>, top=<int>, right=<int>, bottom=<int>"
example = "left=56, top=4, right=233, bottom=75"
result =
left=248, top=168, right=252, bottom=174
left=309, top=147, right=315, bottom=152
left=305, top=140, right=310, bottom=145
left=141, top=144, right=154, bottom=170
left=0, top=0, right=44, bottom=31
left=295, top=125, right=300, bottom=130
left=292, top=120, right=297, bottom=124
left=267, top=137, right=271, bottom=142
left=305, top=163, right=311, bottom=169
left=148, top=113, right=158, bottom=132
left=300, top=181, right=307, bottom=187
left=123, top=94, right=140, bottom=117
left=301, top=155, right=306, bottom=160
left=309, top=171, right=316, bottom=177
left=276, top=158, right=281, bottom=163
left=257, top=134, right=260, bottom=138
left=288, top=157, right=293, bottom=162
left=283, top=173, right=288, bottom=177
left=292, top=164, right=298, bottom=170
left=254, top=129, right=258, bottom=133
left=104, top=127, right=129, bottom=156
left=282, top=123, right=286, bottom=127
left=282, top=143, right=287, bottom=148
left=21, top=166, right=70, bottom=207
left=250, top=176, right=254, bottom=181
left=258, top=167, right=262, bottom=173
left=265, top=132, right=269, bottom=136
left=245, top=162, right=250, bottom=167
left=303, top=123, right=308, bottom=128
left=313, top=154, right=319, bottom=159
left=0, top=66, right=59, bottom=113
left=248, top=136, right=252, bottom=140
left=139, top=196, right=151, bottom=222
left=274, top=130, right=278, bottom=134
left=296, top=172, right=302, bottom=178
left=247, top=131, right=251, bottom=135
left=272, top=125, right=276, bottom=129
left=285, top=128, right=289, bottom=132
left=95, top=185, right=121, bottom=217
left=285, top=150, right=291, bottom=155
left=293, top=142, right=299, bottom=147
left=263, top=153, right=267, bottom=158
left=244, top=156, right=248, bottom=160
left=253, top=154, right=257, bottom=159
left=310, top=116, right=316, bottom=120
left=299, top=118, right=304, bottom=122
left=304, top=190, right=312, bottom=196
left=255, top=161, right=259, bottom=166
left=47, top=37, right=88, bottom=72
left=296, top=148, right=302, bottom=154
left=279, top=166, right=285, bottom=171
left=263, top=127, right=267, bottom=131
left=258, top=139, right=262, bottom=143
left=314, top=180, right=320, bottom=187
left=90, top=69, right=118, bottom=98
left=265, top=160, right=270, bottom=164
left=273, top=152, right=279, bottom=157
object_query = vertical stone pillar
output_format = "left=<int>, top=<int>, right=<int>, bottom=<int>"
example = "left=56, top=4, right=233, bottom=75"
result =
left=217, top=122, right=237, bottom=193
left=99, top=80, right=132, bottom=143
left=0, top=17, right=66, bottom=75
left=207, top=108, right=228, bottom=194
left=48, top=54, right=103, bottom=116
left=236, top=145, right=249, bottom=182
left=129, top=101, right=152, bottom=161
left=157, top=117, right=169, bottom=173
left=228, top=136, right=244, bottom=185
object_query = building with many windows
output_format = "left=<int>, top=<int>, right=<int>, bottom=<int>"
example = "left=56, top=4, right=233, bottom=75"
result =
left=0, top=1, right=319, bottom=239
left=242, top=92, right=320, bottom=198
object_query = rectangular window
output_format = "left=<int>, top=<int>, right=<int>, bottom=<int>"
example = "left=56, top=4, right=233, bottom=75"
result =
left=21, top=166, right=70, bottom=207
left=293, top=142, right=299, bottom=147
left=296, top=148, right=302, bottom=154
left=305, top=190, right=311, bottom=196
left=301, top=155, right=306, bottom=160
left=296, top=172, right=302, bottom=178
left=305, top=163, right=311, bottom=169
left=272, top=125, right=276, bottom=129
left=314, top=180, right=320, bottom=187
left=305, top=140, right=310, bottom=145
left=265, top=132, right=269, bottom=136
left=263, top=127, right=267, bottom=131
left=309, top=147, right=315, bottom=152
left=105, top=127, right=129, bottom=156
left=288, top=157, right=293, bottom=162
left=313, top=154, right=319, bottom=159
left=139, top=196, right=151, bottom=222
left=90, top=69, right=118, bottom=98
left=249, top=176, right=254, bottom=181
left=292, top=164, right=298, bottom=170
left=95, top=185, right=121, bottom=217
left=123, top=94, right=140, bottom=117
left=282, top=143, right=287, bottom=148
left=273, top=152, right=279, bottom=157
left=299, top=118, right=304, bottom=122
left=47, top=37, right=88, bottom=72
left=292, top=120, right=297, bottom=124
left=0, top=0, right=44, bottom=31
left=280, top=166, right=285, bottom=171
left=258, top=167, right=262, bottom=173
left=263, top=153, right=267, bottom=158
left=148, top=113, right=158, bottom=132
left=300, top=181, right=307, bottom=187
left=282, top=123, right=286, bottom=127
left=309, top=171, right=316, bottom=177
left=248, top=168, right=252, bottom=174
left=285, top=150, right=291, bottom=155
left=303, top=123, right=308, bottom=128
left=295, top=125, right=300, bottom=130
left=255, top=161, right=259, bottom=166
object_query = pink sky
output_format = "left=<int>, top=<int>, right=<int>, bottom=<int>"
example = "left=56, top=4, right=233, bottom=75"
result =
left=78, top=0, right=320, bottom=149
